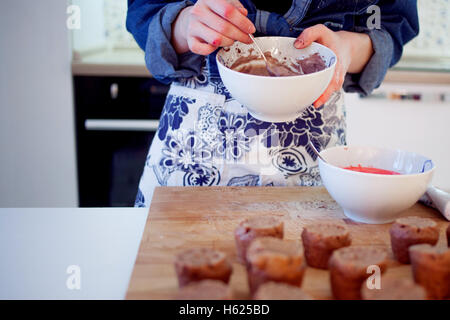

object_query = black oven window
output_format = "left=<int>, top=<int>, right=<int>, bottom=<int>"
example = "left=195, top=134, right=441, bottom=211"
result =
left=74, top=76, right=168, bottom=207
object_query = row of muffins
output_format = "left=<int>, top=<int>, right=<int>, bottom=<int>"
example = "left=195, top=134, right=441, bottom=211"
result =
left=174, top=216, right=450, bottom=300
left=390, top=216, right=450, bottom=299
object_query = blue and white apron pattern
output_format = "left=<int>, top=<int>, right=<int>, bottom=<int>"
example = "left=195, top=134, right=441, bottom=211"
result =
left=135, top=60, right=346, bottom=207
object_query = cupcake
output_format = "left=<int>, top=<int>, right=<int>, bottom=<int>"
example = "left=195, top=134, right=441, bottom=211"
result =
left=301, top=222, right=351, bottom=269
left=253, top=282, right=312, bottom=300
left=389, top=216, right=439, bottom=264
left=246, top=237, right=305, bottom=295
left=409, top=244, right=450, bottom=299
left=175, top=280, right=232, bottom=300
left=235, top=216, right=283, bottom=263
left=361, top=275, right=426, bottom=300
left=329, top=246, right=388, bottom=300
left=174, top=248, right=232, bottom=287
left=446, top=224, right=450, bottom=247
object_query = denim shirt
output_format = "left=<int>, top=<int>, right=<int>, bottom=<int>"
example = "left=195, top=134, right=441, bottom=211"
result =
left=126, top=0, right=419, bottom=96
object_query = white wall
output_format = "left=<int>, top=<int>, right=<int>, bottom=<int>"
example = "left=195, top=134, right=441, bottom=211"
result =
left=346, top=83, right=450, bottom=191
left=0, top=0, right=78, bottom=207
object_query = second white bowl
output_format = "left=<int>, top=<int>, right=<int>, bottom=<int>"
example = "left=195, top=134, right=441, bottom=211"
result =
left=318, top=146, right=435, bottom=224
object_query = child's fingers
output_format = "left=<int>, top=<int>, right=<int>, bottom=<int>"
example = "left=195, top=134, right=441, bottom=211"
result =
left=294, top=24, right=332, bottom=49
left=192, top=21, right=235, bottom=47
left=313, top=68, right=343, bottom=108
left=236, top=6, right=248, bottom=16
left=187, top=36, right=217, bottom=56
left=226, top=0, right=248, bottom=16
left=205, top=0, right=256, bottom=34
left=192, top=5, right=251, bottom=44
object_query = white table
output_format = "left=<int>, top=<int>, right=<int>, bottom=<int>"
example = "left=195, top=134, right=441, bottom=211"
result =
left=0, top=208, right=148, bottom=299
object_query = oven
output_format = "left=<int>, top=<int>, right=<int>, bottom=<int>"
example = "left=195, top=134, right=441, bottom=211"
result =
left=73, top=76, right=169, bottom=207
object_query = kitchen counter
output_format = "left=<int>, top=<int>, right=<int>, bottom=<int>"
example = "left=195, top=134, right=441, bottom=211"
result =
left=72, top=48, right=450, bottom=83
left=0, top=208, right=148, bottom=299
left=2, top=190, right=446, bottom=300
left=72, top=48, right=151, bottom=77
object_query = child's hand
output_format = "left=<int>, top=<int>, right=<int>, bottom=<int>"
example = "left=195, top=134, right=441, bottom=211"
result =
left=172, top=0, right=256, bottom=55
left=294, top=24, right=373, bottom=108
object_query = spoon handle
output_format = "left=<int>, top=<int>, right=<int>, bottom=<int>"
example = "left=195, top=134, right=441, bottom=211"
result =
left=248, top=34, right=268, bottom=63
left=308, top=140, right=327, bottom=163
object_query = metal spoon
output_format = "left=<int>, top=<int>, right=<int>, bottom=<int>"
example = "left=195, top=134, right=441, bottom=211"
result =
left=308, top=140, right=327, bottom=163
left=248, top=34, right=301, bottom=77
left=248, top=34, right=278, bottom=77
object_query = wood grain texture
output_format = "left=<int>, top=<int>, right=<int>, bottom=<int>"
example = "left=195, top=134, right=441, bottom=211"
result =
left=126, top=186, right=449, bottom=300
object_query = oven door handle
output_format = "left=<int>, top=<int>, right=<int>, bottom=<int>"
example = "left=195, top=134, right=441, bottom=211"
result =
left=85, top=119, right=159, bottom=132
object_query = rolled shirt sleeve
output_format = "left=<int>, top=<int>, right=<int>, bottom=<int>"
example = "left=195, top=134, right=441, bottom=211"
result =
left=127, top=0, right=419, bottom=91
left=343, top=27, right=394, bottom=96
left=127, top=0, right=204, bottom=84
left=343, top=0, right=419, bottom=96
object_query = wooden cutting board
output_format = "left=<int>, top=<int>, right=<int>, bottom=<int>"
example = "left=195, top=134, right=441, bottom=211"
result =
left=126, top=186, right=448, bottom=300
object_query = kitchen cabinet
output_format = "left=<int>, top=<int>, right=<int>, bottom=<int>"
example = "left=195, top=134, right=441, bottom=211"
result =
left=73, top=76, right=169, bottom=207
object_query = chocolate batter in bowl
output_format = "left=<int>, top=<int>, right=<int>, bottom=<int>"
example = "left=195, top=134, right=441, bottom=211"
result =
left=216, top=37, right=336, bottom=122
left=229, top=51, right=327, bottom=77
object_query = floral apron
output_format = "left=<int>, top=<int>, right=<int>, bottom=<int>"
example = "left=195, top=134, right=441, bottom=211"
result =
left=135, top=56, right=346, bottom=207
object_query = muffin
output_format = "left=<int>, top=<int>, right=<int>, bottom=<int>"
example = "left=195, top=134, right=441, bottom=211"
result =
left=447, top=224, right=450, bottom=247
left=235, top=216, right=284, bottom=263
left=389, top=216, right=439, bottom=264
left=361, top=275, right=426, bottom=300
left=174, top=248, right=232, bottom=287
left=409, top=244, right=450, bottom=299
left=301, top=222, right=351, bottom=269
left=175, top=280, right=232, bottom=300
left=246, top=237, right=306, bottom=295
left=329, top=246, right=388, bottom=300
left=253, top=282, right=312, bottom=300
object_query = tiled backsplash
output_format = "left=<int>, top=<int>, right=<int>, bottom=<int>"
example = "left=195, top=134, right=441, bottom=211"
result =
left=403, top=0, right=450, bottom=58
left=104, top=0, right=139, bottom=49
left=102, top=0, right=449, bottom=58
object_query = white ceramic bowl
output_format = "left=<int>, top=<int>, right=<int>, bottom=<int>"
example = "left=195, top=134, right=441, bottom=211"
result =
left=318, top=146, right=435, bottom=224
left=216, top=37, right=336, bottom=122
